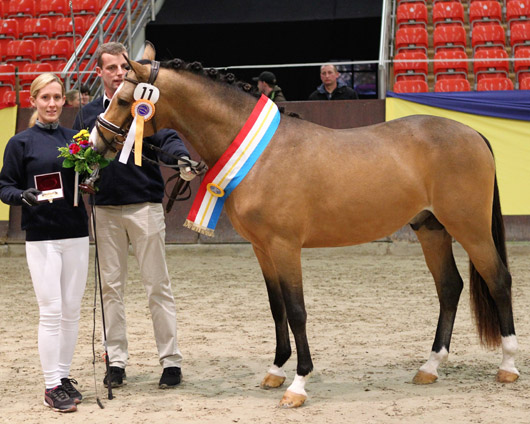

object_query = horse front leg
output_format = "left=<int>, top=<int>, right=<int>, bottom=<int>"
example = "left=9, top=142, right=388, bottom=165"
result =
left=252, top=246, right=291, bottom=390
left=253, top=243, right=312, bottom=408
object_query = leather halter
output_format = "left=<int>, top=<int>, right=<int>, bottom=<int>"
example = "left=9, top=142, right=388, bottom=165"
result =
left=95, top=60, right=160, bottom=154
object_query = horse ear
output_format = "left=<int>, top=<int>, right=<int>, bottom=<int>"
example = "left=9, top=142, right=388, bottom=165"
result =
left=123, top=54, right=150, bottom=81
left=142, top=41, right=156, bottom=61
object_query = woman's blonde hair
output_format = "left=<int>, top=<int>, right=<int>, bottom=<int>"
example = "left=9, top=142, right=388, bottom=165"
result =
left=28, top=73, right=66, bottom=127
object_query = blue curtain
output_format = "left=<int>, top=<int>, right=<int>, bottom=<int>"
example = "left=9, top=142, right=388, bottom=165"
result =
left=387, top=91, right=530, bottom=122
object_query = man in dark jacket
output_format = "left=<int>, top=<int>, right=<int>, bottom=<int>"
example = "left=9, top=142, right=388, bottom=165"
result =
left=74, top=42, right=190, bottom=391
left=308, top=64, right=358, bottom=100
left=253, top=71, right=287, bottom=102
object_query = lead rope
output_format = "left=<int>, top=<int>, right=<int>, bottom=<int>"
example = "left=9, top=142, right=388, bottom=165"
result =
left=90, top=202, right=113, bottom=405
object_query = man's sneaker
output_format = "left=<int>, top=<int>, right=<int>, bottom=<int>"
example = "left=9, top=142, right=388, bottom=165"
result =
left=159, top=367, right=182, bottom=389
left=60, top=378, right=83, bottom=404
left=103, top=366, right=126, bottom=388
left=44, top=386, right=77, bottom=413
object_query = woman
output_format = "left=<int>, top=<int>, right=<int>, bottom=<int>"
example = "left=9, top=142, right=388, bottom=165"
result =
left=0, top=73, right=88, bottom=413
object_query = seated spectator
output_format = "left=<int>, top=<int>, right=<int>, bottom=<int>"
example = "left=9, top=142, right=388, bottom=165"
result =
left=80, top=85, right=91, bottom=106
left=65, top=90, right=80, bottom=108
left=308, top=64, right=358, bottom=100
left=253, top=71, right=286, bottom=102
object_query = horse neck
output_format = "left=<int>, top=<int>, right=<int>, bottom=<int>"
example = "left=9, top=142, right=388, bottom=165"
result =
left=158, top=70, right=255, bottom=166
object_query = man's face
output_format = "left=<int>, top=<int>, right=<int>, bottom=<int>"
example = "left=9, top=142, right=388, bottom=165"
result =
left=96, top=52, right=129, bottom=97
left=320, top=65, right=339, bottom=86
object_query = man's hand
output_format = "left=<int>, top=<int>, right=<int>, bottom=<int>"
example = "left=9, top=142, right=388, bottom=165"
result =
left=178, top=156, right=199, bottom=181
left=21, top=188, right=42, bottom=206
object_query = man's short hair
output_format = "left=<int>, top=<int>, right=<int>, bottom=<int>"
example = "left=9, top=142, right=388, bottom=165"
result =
left=80, top=84, right=90, bottom=95
left=95, top=42, right=127, bottom=67
left=320, top=64, right=338, bottom=73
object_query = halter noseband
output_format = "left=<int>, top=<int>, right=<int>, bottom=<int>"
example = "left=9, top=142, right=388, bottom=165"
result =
left=95, top=60, right=161, bottom=154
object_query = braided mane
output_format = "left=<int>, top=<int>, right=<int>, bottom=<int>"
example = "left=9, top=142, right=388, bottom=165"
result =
left=159, top=59, right=301, bottom=118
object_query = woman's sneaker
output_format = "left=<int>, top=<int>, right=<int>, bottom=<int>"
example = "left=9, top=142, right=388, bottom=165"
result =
left=44, top=386, right=77, bottom=413
left=60, top=377, right=83, bottom=404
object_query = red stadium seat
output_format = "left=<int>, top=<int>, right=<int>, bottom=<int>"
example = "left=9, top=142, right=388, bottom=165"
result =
left=3, top=89, right=32, bottom=107
left=520, top=76, right=530, bottom=88
left=45, top=60, right=68, bottom=74
left=393, top=79, right=429, bottom=93
left=394, top=26, right=428, bottom=54
left=0, top=18, right=20, bottom=39
left=469, top=1, right=503, bottom=31
left=20, top=62, right=53, bottom=89
left=432, top=1, right=465, bottom=28
left=72, top=0, right=99, bottom=17
left=37, top=0, right=68, bottom=18
left=6, top=0, right=36, bottom=19
left=396, top=2, right=428, bottom=29
left=0, top=63, right=16, bottom=89
left=433, top=50, right=468, bottom=81
left=393, top=51, right=428, bottom=82
left=472, top=23, right=506, bottom=53
left=473, top=48, right=510, bottom=82
left=39, top=39, right=72, bottom=61
left=21, top=18, right=53, bottom=44
left=54, top=16, right=86, bottom=39
left=434, top=78, right=471, bottom=92
left=514, top=46, right=530, bottom=87
left=476, top=77, right=514, bottom=91
left=397, top=0, right=426, bottom=4
left=433, top=24, right=467, bottom=52
left=5, top=40, right=37, bottom=66
left=506, top=0, right=530, bottom=33
left=510, top=21, right=530, bottom=55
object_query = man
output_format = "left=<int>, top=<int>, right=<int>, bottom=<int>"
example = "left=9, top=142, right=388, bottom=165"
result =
left=252, top=71, right=286, bottom=102
left=74, top=42, right=193, bottom=390
left=308, top=64, right=359, bottom=100
left=80, top=85, right=91, bottom=106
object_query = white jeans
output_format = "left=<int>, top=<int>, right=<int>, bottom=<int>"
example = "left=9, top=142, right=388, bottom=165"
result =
left=94, top=203, right=182, bottom=369
left=26, top=237, right=89, bottom=389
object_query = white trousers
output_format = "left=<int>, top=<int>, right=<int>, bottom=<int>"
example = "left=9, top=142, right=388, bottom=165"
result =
left=26, top=236, right=89, bottom=389
left=94, top=203, right=182, bottom=369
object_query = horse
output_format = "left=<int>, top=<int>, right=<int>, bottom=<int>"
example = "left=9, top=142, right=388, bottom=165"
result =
left=90, top=43, right=519, bottom=408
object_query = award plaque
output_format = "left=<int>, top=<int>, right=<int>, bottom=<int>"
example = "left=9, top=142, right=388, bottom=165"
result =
left=34, top=172, right=64, bottom=203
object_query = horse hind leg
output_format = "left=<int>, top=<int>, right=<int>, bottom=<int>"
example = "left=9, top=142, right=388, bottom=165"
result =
left=410, top=212, right=463, bottom=384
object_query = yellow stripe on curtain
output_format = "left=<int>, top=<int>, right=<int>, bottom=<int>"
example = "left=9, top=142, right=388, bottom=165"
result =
left=386, top=98, right=530, bottom=215
left=0, top=106, right=18, bottom=220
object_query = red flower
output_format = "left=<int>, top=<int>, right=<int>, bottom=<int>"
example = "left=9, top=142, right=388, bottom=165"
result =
left=69, top=143, right=81, bottom=154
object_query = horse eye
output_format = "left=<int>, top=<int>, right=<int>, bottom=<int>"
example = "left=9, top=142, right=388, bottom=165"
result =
left=117, top=98, right=130, bottom=107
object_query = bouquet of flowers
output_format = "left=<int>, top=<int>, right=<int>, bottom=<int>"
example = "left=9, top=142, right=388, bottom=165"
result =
left=58, top=129, right=112, bottom=193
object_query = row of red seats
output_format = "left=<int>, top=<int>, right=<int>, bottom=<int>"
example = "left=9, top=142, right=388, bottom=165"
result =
left=0, top=38, right=98, bottom=65
left=0, top=0, right=137, bottom=19
left=1, top=89, right=31, bottom=107
left=397, top=0, right=530, bottom=33
left=0, top=0, right=105, bottom=20
left=0, top=16, right=103, bottom=40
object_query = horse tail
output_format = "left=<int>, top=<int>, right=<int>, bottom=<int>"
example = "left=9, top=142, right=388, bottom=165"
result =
left=469, top=133, right=508, bottom=348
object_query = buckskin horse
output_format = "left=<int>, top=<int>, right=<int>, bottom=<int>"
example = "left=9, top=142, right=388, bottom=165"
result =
left=90, top=43, right=519, bottom=407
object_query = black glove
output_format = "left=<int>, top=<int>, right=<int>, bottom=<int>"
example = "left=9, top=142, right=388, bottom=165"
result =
left=21, top=188, right=41, bottom=206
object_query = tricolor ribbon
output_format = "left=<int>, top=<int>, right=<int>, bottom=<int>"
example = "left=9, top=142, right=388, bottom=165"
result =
left=184, top=95, right=280, bottom=237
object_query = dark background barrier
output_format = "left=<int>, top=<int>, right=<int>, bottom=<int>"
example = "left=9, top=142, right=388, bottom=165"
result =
left=2, top=100, right=529, bottom=243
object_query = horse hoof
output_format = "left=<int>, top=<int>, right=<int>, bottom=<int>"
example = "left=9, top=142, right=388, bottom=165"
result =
left=260, top=373, right=286, bottom=389
left=278, top=390, right=306, bottom=408
left=496, top=370, right=519, bottom=383
left=412, top=370, right=438, bottom=385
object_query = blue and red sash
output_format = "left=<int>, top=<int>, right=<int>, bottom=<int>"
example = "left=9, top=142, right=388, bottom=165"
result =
left=184, top=95, right=280, bottom=236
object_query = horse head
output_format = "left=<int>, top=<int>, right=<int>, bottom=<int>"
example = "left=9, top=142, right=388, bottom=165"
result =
left=90, top=41, right=160, bottom=158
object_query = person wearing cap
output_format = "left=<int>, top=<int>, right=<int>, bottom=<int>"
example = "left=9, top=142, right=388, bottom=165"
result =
left=308, top=64, right=358, bottom=101
left=253, top=71, right=286, bottom=103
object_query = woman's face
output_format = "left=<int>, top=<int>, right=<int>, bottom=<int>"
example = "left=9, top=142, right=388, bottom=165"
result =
left=30, top=81, right=65, bottom=124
